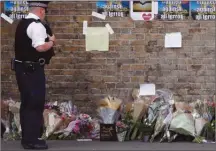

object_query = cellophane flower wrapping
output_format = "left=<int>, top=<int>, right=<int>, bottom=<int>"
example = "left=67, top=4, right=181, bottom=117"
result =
left=169, top=111, right=196, bottom=137
left=130, top=101, right=148, bottom=140
left=1, top=99, right=22, bottom=140
left=97, top=96, right=122, bottom=124
left=144, top=89, right=173, bottom=141
left=116, top=121, right=128, bottom=142
left=8, top=100, right=21, bottom=133
left=78, top=113, right=93, bottom=139
left=89, top=118, right=100, bottom=139
left=43, top=109, right=63, bottom=138
left=43, top=101, right=78, bottom=139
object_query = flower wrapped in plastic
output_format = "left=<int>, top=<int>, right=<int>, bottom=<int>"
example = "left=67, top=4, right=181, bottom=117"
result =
left=7, top=99, right=22, bottom=134
left=137, top=117, right=153, bottom=142
left=144, top=89, right=174, bottom=142
left=97, top=96, right=122, bottom=124
left=55, top=120, right=80, bottom=139
left=150, top=103, right=172, bottom=142
left=116, top=121, right=129, bottom=142
left=1, top=98, right=22, bottom=140
left=89, top=118, right=100, bottom=139
left=147, top=89, right=173, bottom=124
left=78, top=114, right=93, bottom=139
left=129, top=101, right=148, bottom=140
left=169, top=111, right=196, bottom=141
left=43, top=110, right=74, bottom=139
left=59, top=100, right=78, bottom=116
left=43, top=110, right=63, bottom=138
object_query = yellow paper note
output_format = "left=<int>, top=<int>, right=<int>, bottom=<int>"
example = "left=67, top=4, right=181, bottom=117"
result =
left=86, top=27, right=109, bottom=51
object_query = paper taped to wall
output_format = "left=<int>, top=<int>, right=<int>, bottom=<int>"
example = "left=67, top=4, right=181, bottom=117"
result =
left=165, top=32, right=182, bottom=48
left=86, top=27, right=109, bottom=51
left=1, top=13, right=13, bottom=24
left=139, top=83, right=155, bottom=96
left=92, top=11, right=106, bottom=20
left=105, top=24, right=114, bottom=35
left=83, top=21, right=88, bottom=35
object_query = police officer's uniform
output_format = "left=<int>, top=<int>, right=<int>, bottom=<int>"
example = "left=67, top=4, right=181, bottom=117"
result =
left=13, top=1, right=54, bottom=149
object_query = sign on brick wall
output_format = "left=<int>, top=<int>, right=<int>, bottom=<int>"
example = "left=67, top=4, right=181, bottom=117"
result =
left=156, top=0, right=190, bottom=20
left=4, top=1, right=29, bottom=20
left=96, top=1, right=129, bottom=17
left=128, top=0, right=215, bottom=21
left=130, top=1, right=157, bottom=21
left=190, top=1, right=216, bottom=20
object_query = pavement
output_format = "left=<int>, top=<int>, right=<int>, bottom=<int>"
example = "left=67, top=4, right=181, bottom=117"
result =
left=1, top=140, right=216, bottom=151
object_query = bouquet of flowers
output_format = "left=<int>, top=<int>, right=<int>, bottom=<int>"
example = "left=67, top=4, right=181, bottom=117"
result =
left=52, top=114, right=93, bottom=140
left=97, top=96, right=122, bottom=124
left=116, top=121, right=129, bottom=142
left=140, top=118, right=153, bottom=135
left=77, top=114, right=93, bottom=139
left=129, top=101, right=148, bottom=140
left=206, top=99, right=216, bottom=118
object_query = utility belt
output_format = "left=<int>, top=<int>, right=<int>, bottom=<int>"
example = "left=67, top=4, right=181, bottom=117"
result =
left=11, top=58, right=45, bottom=72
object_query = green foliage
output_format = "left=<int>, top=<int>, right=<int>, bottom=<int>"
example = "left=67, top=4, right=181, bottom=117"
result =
left=135, top=119, right=154, bottom=135
left=200, top=120, right=216, bottom=141
left=121, top=110, right=133, bottom=126
left=193, top=136, right=205, bottom=143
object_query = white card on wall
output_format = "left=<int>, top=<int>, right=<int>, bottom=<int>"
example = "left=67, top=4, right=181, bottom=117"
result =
left=139, top=83, right=156, bottom=96
left=165, top=32, right=182, bottom=48
left=130, top=1, right=158, bottom=21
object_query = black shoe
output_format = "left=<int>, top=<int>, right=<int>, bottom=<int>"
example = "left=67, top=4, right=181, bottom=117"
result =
left=22, top=143, right=48, bottom=150
left=22, top=139, right=46, bottom=145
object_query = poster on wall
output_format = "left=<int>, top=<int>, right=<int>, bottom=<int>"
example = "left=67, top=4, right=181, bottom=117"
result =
left=130, top=0, right=157, bottom=21
left=4, top=1, right=29, bottom=20
left=190, top=1, right=216, bottom=20
left=156, top=0, right=190, bottom=20
left=96, top=1, right=130, bottom=17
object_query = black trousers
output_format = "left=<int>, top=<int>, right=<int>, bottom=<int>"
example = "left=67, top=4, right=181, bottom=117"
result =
left=15, top=63, right=46, bottom=143
left=1, top=122, right=6, bottom=138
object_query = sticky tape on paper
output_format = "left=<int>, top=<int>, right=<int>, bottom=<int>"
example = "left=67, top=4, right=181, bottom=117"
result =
left=92, top=11, right=106, bottom=20
left=105, top=23, right=114, bottom=35
left=83, top=21, right=88, bottom=35
left=1, top=13, right=13, bottom=24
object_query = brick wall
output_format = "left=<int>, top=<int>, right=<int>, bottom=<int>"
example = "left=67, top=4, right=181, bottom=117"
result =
left=1, top=1, right=215, bottom=114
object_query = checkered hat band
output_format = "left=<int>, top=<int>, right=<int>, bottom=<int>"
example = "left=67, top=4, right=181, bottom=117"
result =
left=29, top=2, right=48, bottom=8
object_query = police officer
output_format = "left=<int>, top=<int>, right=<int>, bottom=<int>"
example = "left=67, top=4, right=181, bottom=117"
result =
left=14, top=1, right=55, bottom=149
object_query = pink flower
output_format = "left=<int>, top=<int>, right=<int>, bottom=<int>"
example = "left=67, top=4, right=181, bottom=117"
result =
left=72, top=120, right=81, bottom=134
left=116, top=121, right=122, bottom=127
left=73, top=125, right=80, bottom=134
left=116, top=121, right=126, bottom=128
